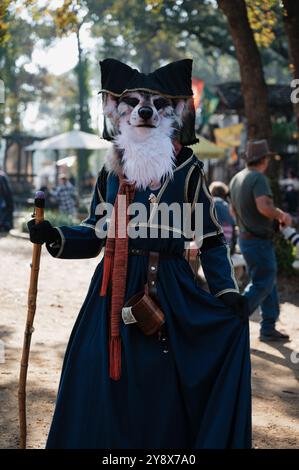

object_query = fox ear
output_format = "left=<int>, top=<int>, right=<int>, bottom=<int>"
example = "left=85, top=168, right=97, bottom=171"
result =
left=102, top=92, right=118, bottom=117
left=101, top=93, right=119, bottom=141
left=174, top=99, right=186, bottom=120
left=177, top=97, right=198, bottom=146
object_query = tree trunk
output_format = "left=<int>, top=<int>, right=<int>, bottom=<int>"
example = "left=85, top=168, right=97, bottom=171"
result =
left=217, top=0, right=281, bottom=201
left=76, top=25, right=90, bottom=192
left=282, top=0, right=299, bottom=163
left=217, top=0, right=272, bottom=140
left=141, top=47, right=153, bottom=74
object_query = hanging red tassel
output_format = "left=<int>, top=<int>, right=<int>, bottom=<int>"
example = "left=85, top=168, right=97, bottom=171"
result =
left=101, top=177, right=135, bottom=381
left=100, top=254, right=113, bottom=296
left=109, top=336, right=122, bottom=380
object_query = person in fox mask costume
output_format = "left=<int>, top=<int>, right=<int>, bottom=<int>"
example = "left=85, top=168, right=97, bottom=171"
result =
left=28, top=58, right=252, bottom=449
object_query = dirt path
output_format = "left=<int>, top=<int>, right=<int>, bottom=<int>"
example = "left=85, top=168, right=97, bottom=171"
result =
left=0, top=235, right=299, bottom=449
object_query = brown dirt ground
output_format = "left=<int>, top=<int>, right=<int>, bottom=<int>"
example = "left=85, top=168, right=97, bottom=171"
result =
left=0, top=234, right=298, bottom=449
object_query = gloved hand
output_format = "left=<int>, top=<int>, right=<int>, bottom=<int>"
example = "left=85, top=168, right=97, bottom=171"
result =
left=27, top=219, right=60, bottom=245
left=218, top=292, right=250, bottom=322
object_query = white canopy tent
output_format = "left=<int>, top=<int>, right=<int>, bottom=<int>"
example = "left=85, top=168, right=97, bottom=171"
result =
left=24, top=130, right=111, bottom=188
left=25, top=130, right=111, bottom=151
left=56, top=156, right=77, bottom=167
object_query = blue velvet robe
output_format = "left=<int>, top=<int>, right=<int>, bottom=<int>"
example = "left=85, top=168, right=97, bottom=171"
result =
left=45, top=151, right=251, bottom=449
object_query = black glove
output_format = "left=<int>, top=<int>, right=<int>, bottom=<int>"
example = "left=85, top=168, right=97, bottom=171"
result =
left=27, top=219, right=60, bottom=245
left=219, top=292, right=250, bottom=322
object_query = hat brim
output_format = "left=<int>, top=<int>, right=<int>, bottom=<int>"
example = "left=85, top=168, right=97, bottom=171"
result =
left=99, top=58, right=194, bottom=98
left=98, top=88, right=192, bottom=99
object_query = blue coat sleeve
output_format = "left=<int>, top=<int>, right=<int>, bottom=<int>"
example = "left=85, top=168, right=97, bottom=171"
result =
left=46, top=171, right=107, bottom=259
left=190, top=163, right=239, bottom=296
left=199, top=238, right=239, bottom=296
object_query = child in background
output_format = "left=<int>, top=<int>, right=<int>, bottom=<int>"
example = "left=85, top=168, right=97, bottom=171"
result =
left=209, top=181, right=236, bottom=252
left=281, top=225, right=299, bottom=270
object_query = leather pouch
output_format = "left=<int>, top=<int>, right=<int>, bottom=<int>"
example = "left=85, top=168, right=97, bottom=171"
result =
left=121, top=251, right=165, bottom=335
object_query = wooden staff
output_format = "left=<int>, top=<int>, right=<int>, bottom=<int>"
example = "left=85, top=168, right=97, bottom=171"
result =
left=18, top=191, right=45, bottom=449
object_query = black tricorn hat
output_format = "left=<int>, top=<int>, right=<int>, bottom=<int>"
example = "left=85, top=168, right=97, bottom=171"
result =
left=99, top=58, right=194, bottom=98
left=99, top=58, right=199, bottom=145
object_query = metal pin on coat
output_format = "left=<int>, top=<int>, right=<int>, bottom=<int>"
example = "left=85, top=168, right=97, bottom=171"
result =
left=18, top=191, right=45, bottom=449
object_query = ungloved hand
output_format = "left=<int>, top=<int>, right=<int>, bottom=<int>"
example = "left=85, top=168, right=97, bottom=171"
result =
left=218, top=292, right=250, bottom=322
left=27, top=219, right=60, bottom=245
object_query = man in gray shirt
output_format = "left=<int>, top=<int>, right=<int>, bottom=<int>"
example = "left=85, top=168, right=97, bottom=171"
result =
left=230, top=139, right=292, bottom=341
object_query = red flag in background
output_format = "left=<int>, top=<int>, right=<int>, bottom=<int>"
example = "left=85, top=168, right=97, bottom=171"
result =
left=192, top=78, right=204, bottom=110
left=230, top=147, right=238, bottom=163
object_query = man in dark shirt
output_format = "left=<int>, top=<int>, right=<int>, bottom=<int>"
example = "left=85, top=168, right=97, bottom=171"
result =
left=0, top=168, right=14, bottom=232
left=230, top=140, right=292, bottom=342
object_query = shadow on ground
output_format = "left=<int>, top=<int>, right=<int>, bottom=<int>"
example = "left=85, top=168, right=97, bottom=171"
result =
left=0, top=378, right=56, bottom=449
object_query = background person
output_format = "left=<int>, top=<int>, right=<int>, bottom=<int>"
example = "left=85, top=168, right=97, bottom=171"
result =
left=209, top=181, right=236, bottom=251
left=54, top=174, right=78, bottom=216
left=283, top=169, right=299, bottom=216
left=209, top=181, right=246, bottom=287
left=281, top=224, right=299, bottom=270
left=0, top=168, right=14, bottom=232
left=230, top=139, right=292, bottom=342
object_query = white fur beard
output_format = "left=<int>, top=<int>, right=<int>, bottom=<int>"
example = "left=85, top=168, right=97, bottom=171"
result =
left=114, top=118, right=176, bottom=190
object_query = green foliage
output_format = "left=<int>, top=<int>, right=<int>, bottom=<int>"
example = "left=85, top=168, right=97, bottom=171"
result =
left=49, top=1, right=93, bottom=181
left=91, top=0, right=185, bottom=72
left=89, top=0, right=289, bottom=80
left=51, top=0, right=80, bottom=36
left=274, top=234, right=296, bottom=276
left=272, top=120, right=297, bottom=144
left=0, top=0, right=92, bottom=135
left=0, top=0, right=10, bottom=47
left=271, top=120, right=297, bottom=159
left=0, top=1, right=69, bottom=133
left=245, top=0, right=280, bottom=48
left=0, top=0, right=293, bottom=138
left=22, top=210, right=79, bottom=233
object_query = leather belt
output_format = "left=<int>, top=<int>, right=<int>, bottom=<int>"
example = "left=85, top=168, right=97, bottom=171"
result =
left=240, top=232, right=272, bottom=240
left=239, top=232, right=258, bottom=240
left=128, top=248, right=183, bottom=258
left=128, top=249, right=183, bottom=301
left=147, top=251, right=159, bottom=298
